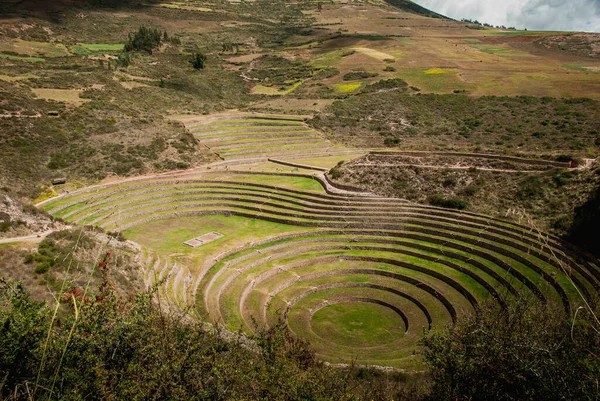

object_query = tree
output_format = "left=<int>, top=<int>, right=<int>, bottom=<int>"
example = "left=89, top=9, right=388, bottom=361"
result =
left=124, top=25, right=163, bottom=54
left=191, top=53, right=206, bottom=70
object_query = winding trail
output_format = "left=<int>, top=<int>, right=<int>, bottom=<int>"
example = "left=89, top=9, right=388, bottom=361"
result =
left=0, top=230, right=56, bottom=244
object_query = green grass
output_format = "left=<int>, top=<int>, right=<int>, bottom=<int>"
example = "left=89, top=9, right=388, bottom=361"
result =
left=0, top=54, right=45, bottom=62
left=563, top=64, right=599, bottom=73
left=471, top=44, right=530, bottom=56
left=0, top=73, right=39, bottom=82
left=311, top=51, right=343, bottom=69
left=395, top=68, right=468, bottom=92
left=394, top=38, right=417, bottom=44
left=70, top=43, right=124, bottom=55
left=0, top=242, right=21, bottom=248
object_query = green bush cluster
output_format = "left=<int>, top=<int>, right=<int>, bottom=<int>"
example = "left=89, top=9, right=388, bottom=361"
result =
left=191, top=53, right=207, bottom=70
left=362, top=78, right=408, bottom=94
left=384, top=137, right=401, bottom=146
left=24, top=239, right=58, bottom=274
left=124, top=26, right=164, bottom=53
left=343, top=71, right=379, bottom=81
left=428, top=194, right=468, bottom=210
left=422, top=299, right=600, bottom=400
left=0, top=222, right=11, bottom=232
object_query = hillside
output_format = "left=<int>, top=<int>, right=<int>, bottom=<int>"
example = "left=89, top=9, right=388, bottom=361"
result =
left=0, top=0, right=599, bottom=399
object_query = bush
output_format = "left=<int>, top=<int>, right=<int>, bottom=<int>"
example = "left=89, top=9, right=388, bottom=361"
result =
left=117, top=53, right=131, bottom=68
left=34, top=261, right=50, bottom=274
left=124, top=26, right=164, bottom=53
left=0, top=222, right=10, bottom=232
left=383, top=137, right=401, bottom=146
left=442, top=176, right=457, bottom=187
left=23, top=252, right=35, bottom=264
left=191, top=52, right=207, bottom=70
left=516, top=176, right=544, bottom=200
left=422, top=299, right=600, bottom=401
left=362, top=78, right=408, bottom=93
left=428, top=194, right=467, bottom=210
left=329, top=166, right=342, bottom=179
left=343, top=71, right=378, bottom=81
left=556, top=154, right=581, bottom=167
left=460, top=184, right=480, bottom=196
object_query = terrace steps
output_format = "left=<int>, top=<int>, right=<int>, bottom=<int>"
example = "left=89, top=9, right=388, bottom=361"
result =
left=41, top=165, right=600, bottom=368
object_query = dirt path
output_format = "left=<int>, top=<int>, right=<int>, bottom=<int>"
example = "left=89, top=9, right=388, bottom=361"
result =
left=351, top=163, right=548, bottom=173
left=0, top=229, right=55, bottom=245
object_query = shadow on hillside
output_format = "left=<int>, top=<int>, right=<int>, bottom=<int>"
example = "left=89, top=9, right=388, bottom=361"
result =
left=568, top=184, right=600, bottom=258
left=0, top=0, right=157, bottom=21
left=383, top=0, right=448, bottom=19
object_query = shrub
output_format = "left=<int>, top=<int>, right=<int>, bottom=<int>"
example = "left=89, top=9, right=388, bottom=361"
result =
left=117, top=53, right=131, bottom=68
left=0, top=222, right=11, bottom=232
left=34, top=262, right=50, bottom=274
left=191, top=52, right=207, bottom=70
left=422, top=298, right=600, bottom=401
left=516, top=176, right=544, bottom=200
left=428, top=194, right=467, bottom=210
left=460, top=184, right=480, bottom=197
left=556, top=154, right=581, bottom=166
left=329, top=166, right=342, bottom=179
left=384, top=137, right=401, bottom=146
left=383, top=65, right=396, bottom=72
left=362, top=78, right=408, bottom=93
left=23, top=253, right=35, bottom=264
left=124, top=26, right=163, bottom=53
left=343, top=71, right=378, bottom=81
left=442, top=176, right=457, bottom=187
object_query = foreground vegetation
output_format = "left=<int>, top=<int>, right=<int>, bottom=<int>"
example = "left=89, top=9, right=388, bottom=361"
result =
left=0, top=266, right=427, bottom=401
left=1, top=264, right=598, bottom=400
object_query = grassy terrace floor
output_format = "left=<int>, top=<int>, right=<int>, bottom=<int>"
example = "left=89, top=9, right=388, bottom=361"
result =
left=182, top=114, right=355, bottom=161
left=40, top=170, right=600, bottom=369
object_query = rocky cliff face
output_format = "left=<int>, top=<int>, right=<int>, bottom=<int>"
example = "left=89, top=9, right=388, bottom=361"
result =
left=0, top=191, right=64, bottom=238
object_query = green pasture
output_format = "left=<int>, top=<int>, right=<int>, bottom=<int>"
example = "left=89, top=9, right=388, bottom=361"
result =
left=70, top=43, right=124, bottom=55
left=396, top=67, right=468, bottom=93
left=471, top=44, right=530, bottom=57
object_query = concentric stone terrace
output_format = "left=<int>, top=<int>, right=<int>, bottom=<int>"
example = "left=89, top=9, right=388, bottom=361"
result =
left=183, top=114, right=353, bottom=161
left=41, top=171, right=600, bottom=368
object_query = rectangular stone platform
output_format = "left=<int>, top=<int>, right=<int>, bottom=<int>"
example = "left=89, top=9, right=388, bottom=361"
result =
left=184, top=232, right=224, bottom=248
